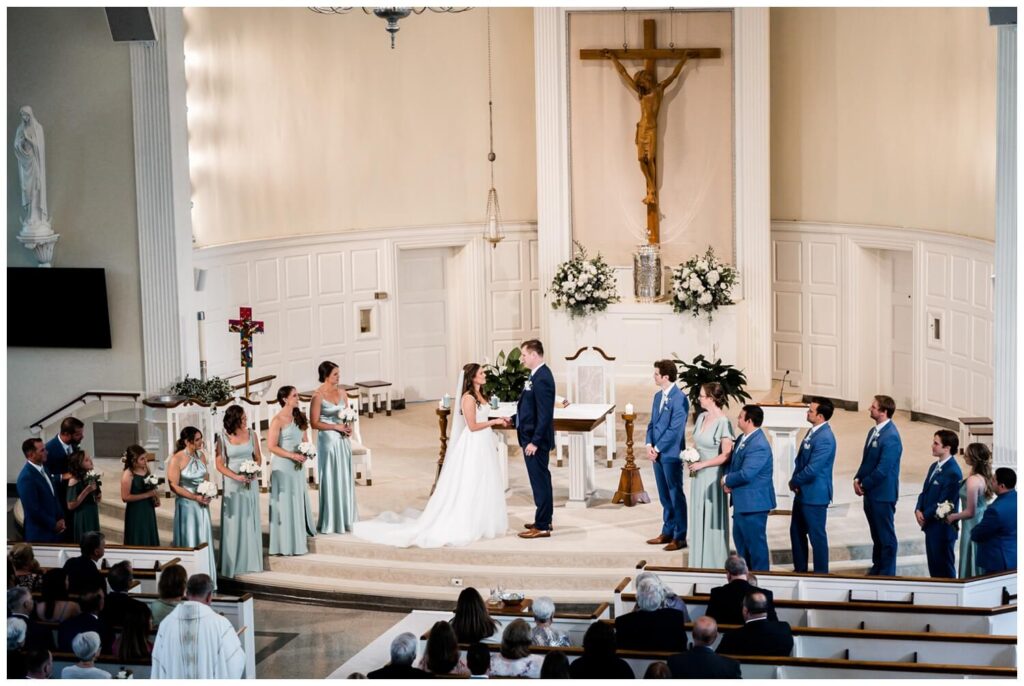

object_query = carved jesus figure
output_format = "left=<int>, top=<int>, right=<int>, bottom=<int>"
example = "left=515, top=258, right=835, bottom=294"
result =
left=603, top=50, right=689, bottom=207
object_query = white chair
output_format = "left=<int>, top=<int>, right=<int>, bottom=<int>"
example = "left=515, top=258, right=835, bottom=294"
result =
left=347, top=396, right=373, bottom=485
left=555, top=346, right=617, bottom=468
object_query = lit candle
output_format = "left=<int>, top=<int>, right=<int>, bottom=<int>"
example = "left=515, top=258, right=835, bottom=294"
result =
left=625, top=403, right=634, bottom=415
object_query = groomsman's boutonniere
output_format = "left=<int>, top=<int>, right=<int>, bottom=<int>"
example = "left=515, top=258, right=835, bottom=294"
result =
left=524, top=380, right=533, bottom=392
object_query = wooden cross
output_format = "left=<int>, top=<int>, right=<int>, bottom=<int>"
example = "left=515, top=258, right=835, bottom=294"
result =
left=228, top=306, right=264, bottom=398
left=581, top=18, right=721, bottom=245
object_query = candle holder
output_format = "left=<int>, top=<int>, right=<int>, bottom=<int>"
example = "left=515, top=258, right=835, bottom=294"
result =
left=612, top=412, right=650, bottom=506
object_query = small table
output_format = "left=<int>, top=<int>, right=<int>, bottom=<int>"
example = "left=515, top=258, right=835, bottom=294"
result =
left=355, top=381, right=393, bottom=418
left=958, top=416, right=993, bottom=452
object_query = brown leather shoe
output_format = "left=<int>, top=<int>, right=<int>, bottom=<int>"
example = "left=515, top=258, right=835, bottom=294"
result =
left=663, top=540, right=687, bottom=552
left=646, top=534, right=673, bottom=545
left=518, top=528, right=551, bottom=539
left=524, top=523, right=554, bottom=532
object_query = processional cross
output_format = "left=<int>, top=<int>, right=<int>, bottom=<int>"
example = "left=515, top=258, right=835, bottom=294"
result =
left=580, top=18, right=720, bottom=245
left=228, top=307, right=264, bottom=398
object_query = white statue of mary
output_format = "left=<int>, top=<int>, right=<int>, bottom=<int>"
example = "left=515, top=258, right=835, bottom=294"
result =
left=14, top=106, right=51, bottom=235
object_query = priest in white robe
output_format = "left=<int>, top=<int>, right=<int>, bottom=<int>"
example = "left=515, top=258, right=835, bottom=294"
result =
left=151, top=573, right=246, bottom=679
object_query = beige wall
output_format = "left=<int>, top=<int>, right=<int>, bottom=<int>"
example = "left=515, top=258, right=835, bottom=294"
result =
left=770, top=7, right=996, bottom=240
left=184, top=8, right=537, bottom=247
left=7, top=8, right=144, bottom=480
left=569, top=9, right=735, bottom=267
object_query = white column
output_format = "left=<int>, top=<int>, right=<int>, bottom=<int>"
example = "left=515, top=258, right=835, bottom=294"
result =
left=130, top=8, right=195, bottom=394
left=993, top=25, right=1016, bottom=468
left=533, top=8, right=573, bottom=347
left=734, top=8, right=772, bottom=391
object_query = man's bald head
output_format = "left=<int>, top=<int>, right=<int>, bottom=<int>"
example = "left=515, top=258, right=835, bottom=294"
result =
left=691, top=616, right=719, bottom=647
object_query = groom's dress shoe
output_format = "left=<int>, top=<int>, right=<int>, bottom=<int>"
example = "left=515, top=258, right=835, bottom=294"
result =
left=662, top=540, right=687, bottom=552
left=646, top=534, right=673, bottom=545
left=524, top=523, right=554, bottom=532
left=518, top=528, right=551, bottom=539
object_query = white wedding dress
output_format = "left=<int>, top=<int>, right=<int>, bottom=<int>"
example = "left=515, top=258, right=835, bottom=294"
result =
left=351, top=397, right=509, bottom=548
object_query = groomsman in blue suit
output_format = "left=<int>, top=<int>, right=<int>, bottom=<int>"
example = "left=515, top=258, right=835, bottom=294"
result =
left=517, top=339, right=556, bottom=539
left=44, top=417, right=84, bottom=540
left=788, top=397, right=837, bottom=573
left=16, top=437, right=66, bottom=542
left=854, top=395, right=903, bottom=576
left=971, top=468, right=1017, bottom=575
left=722, top=405, right=776, bottom=571
left=915, top=430, right=963, bottom=578
left=644, top=359, right=690, bottom=551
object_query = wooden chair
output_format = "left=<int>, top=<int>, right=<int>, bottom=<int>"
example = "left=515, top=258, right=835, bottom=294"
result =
left=556, top=347, right=617, bottom=467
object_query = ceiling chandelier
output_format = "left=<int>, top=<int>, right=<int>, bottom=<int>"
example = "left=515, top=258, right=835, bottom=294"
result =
left=310, top=7, right=471, bottom=49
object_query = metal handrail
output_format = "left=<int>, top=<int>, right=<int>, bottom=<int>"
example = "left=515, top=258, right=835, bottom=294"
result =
left=29, top=391, right=142, bottom=432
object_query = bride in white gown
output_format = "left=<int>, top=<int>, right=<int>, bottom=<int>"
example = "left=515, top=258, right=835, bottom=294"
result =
left=352, top=363, right=511, bottom=548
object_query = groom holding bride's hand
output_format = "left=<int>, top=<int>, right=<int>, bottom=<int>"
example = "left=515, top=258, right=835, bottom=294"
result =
left=516, top=339, right=556, bottom=539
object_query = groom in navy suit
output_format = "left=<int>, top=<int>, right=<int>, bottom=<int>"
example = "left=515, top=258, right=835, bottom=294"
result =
left=644, top=359, right=690, bottom=551
left=16, top=437, right=66, bottom=542
left=44, top=416, right=84, bottom=540
left=722, top=405, right=775, bottom=571
left=915, top=430, right=962, bottom=578
left=854, top=395, right=903, bottom=576
left=517, top=339, right=556, bottom=539
left=788, top=397, right=837, bottom=573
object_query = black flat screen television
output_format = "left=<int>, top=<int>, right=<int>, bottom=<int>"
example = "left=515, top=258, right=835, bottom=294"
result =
left=7, top=268, right=113, bottom=348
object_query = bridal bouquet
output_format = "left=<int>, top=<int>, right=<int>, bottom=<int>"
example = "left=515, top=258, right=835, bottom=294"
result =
left=295, top=442, right=316, bottom=471
left=196, top=480, right=218, bottom=500
left=935, top=500, right=954, bottom=520
left=338, top=407, right=359, bottom=426
left=548, top=241, right=619, bottom=319
left=682, top=448, right=701, bottom=464
left=237, top=460, right=261, bottom=489
left=670, top=246, right=738, bottom=322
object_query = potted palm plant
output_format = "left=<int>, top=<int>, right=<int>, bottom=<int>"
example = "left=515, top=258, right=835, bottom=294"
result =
left=673, top=353, right=752, bottom=417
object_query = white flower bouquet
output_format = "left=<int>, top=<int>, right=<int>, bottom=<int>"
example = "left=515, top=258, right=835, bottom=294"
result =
left=338, top=408, right=359, bottom=425
left=84, top=468, right=102, bottom=486
left=143, top=473, right=160, bottom=490
left=295, top=441, right=316, bottom=471
left=238, top=460, right=261, bottom=489
left=548, top=241, right=620, bottom=319
left=682, top=448, right=701, bottom=464
left=935, top=500, right=954, bottom=520
left=196, top=480, right=218, bottom=500
left=670, top=246, right=738, bottom=322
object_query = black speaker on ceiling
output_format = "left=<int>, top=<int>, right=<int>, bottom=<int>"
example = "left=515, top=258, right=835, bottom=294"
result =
left=105, top=7, right=157, bottom=42
left=988, top=7, right=1017, bottom=25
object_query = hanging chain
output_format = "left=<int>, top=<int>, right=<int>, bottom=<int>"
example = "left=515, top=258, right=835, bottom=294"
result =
left=669, top=7, right=675, bottom=49
left=487, top=8, right=496, bottom=188
left=622, top=7, right=628, bottom=50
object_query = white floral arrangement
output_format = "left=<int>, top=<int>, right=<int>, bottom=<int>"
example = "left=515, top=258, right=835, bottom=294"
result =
left=238, top=460, right=261, bottom=489
left=935, top=500, right=954, bottom=520
left=196, top=480, right=218, bottom=500
left=670, top=246, right=738, bottom=322
left=682, top=448, right=701, bottom=464
left=338, top=408, right=359, bottom=425
left=548, top=241, right=620, bottom=319
left=295, top=442, right=316, bottom=471
left=114, top=668, right=134, bottom=679
left=143, top=474, right=160, bottom=489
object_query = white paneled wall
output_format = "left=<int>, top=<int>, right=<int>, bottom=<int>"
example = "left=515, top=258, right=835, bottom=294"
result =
left=193, top=224, right=538, bottom=400
left=771, top=222, right=994, bottom=423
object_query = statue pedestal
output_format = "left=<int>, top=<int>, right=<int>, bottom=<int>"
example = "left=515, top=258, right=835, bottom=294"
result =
left=16, top=231, right=59, bottom=267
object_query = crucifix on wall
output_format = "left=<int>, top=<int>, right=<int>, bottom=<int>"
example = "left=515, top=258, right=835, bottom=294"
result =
left=228, top=306, right=264, bottom=398
left=581, top=18, right=721, bottom=245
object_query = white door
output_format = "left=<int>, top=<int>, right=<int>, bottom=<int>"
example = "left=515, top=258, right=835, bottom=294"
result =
left=889, top=251, right=914, bottom=408
left=397, top=248, right=453, bottom=401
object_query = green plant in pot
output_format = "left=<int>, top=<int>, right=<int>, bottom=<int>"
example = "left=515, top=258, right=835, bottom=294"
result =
left=483, top=348, right=531, bottom=402
left=673, top=353, right=752, bottom=417
left=169, top=375, right=234, bottom=406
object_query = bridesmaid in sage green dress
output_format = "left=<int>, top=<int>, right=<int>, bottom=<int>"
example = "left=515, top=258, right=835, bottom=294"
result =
left=311, top=361, right=358, bottom=534
left=121, top=444, right=161, bottom=546
left=686, top=382, right=736, bottom=569
left=216, top=405, right=264, bottom=578
left=946, top=442, right=994, bottom=578
left=168, top=426, right=217, bottom=588
left=268, top=386, right=317, bottom=555
left=66, top=451, right=101, bottom=544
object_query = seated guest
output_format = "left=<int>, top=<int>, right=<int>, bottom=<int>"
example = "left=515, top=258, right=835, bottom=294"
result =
left=972, top=468, right=1018, bottom=574
left=467, top=642, right=491, bottom=678
left=7, top=617, right=28, bottom=679
left=7, top=587, right=52, bottom=652
left=61, top=631, right=111, bottom=679
left=530, top=596, right=571, bottom=647
left=10, top=544, right=43, bottom=592
left=705, top=555, right=777, bottom=626
left=615, top=578, right=688, bottom=652
left=62, top=531, right=106, bottom=595
left=24, top=648, right=53, bottom=680
left=35, top=568, right=80, bottom=623
left=417, top=621, right=469, bottom=676
left=716, top=592, right=794, bottom=657
left=102, top=561, right=147, bottom=627
left=151, top=563, right=188, bottom=627
left=635, top=571, right=691, bottom=618
left=644, top=661, right=672, bottom=678
left=113, top=601, right=154, bottom=660
left=568, top=621, right=634, bottom=679
left=367, top=632, right=431, bottom=679
left=450, top=587, right=499, bottom=643
left=490, top=619, right=542, bottom=678
left=58, top=589, right=114, bottom=655
left=540, top=651, right=570, bottom=679
left=667, top=616, right=741, bottom=679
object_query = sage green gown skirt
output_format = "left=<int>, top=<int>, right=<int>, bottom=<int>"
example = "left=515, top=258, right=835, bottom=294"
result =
left=687, top=414, right=735, bottom=569
left=316, top=398, right=358, bottom=534
left=219, top=433, right=264, bottom=577
left=270, top=422, right=316, bottom=555
left=957, top=479, right=988, bottom=578
left=124, top=474, right=160, bottom=546
left=172, top=452, right=217, bottom=588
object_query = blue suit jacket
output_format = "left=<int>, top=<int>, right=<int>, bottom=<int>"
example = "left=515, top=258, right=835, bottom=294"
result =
left=644, top=385, right=689, bottom=459
left=44, top=435, right=75, bottom=480
left=789, top=423, right=836, bottom=506
left=855, top=421, right=902, bottom=502
left=16, top=462, right=63, bottom=542
left=971, top=490, right=1017, bottom=574
left=725, top=429, right=776, bottom=513
left=516, top=364, right=556, bottom=452
left=915, top=458, right=963, bottom=526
